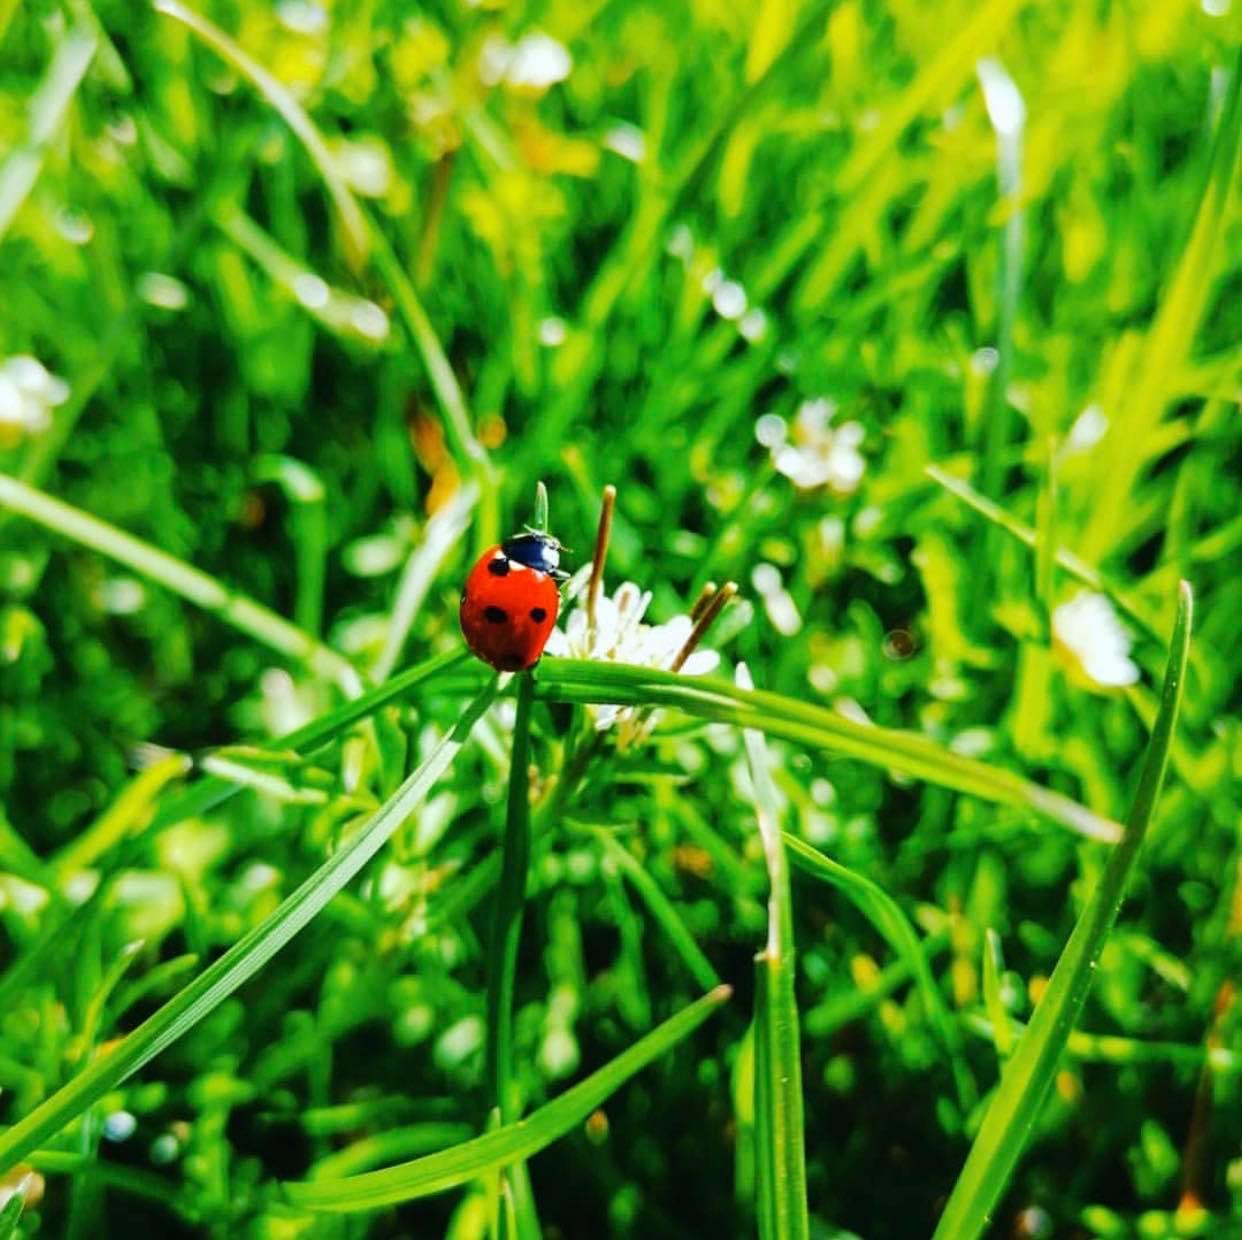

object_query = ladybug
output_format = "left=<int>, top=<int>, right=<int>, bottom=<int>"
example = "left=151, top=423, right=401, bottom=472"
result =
left=459, top=530, right=568, bottom=671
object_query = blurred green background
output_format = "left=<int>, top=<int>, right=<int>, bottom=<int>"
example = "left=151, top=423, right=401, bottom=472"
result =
left=1, top=0, right=1240, bottom=1236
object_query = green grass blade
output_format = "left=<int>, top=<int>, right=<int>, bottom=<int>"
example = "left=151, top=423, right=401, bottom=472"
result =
left=925, top=463, right=1162, bottom=643
left=284, top=985, right=732, bottom=1212
left=932, top=581, right=1193, bottom=1240
left=0, top=472, right=359, bottom=691
left=0, top=678, right=499, bottom=1173
left=486, top=670, right=534, bottom=1126
left=981, top=928, right=1013, bottom=1063
left=1079, top=56, right=1241, bottom=562
left=374, top=484, right=476, bottom=681
left=784, top=833, right=976, bottom=1111
left=738, top=664, right=808, bottom=1240
left=535, top=661, right=1123, bottom=843
left=591, top=829, right=722, bottom=992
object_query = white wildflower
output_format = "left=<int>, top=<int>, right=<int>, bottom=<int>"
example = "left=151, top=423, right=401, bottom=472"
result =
left=0, top=355, right=70, bottom=435
left=1052, top=591, right=1139, bottom=688
left=770, top=397, right=866, bottom=494
left=480, top=32, right=572, bottom=93
left=545, top=579, right=720, bottom=735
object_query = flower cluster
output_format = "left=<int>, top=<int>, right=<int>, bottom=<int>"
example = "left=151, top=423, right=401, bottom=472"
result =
left=757, top=398, right=866, bottom=494
left=545, top=486, right=731, bottom=745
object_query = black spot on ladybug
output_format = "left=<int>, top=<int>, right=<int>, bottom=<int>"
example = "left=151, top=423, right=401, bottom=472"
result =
left=460, top=591, right=466, bottom=604
left=484, top=606, right=508, bottom=624
left=501, top=653, right=524, bottom=670
left=529, top=607, right=547, bottom=623
left=487, top=557, right=510, bottom=577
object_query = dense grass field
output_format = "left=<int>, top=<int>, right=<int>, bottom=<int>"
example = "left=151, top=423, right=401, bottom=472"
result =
left=1, top=2, right=1240, bottom=1237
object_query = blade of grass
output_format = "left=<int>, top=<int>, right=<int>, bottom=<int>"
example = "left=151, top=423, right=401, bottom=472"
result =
left=737, top=663, right=807, bottom=1240
left=975, top=58, right=1026, bottom=502
left=0, top=26, right=95, bottom=242
left=485, top=670, right=533, bottom=1123
left=961, top=1012, right=1241, bottom=1075
left=784, top=833, right=976, bottom=1111
left=284, top=984, right=732, bottom=1212
left=589, top=828, right=722, bottom=993
left=1080, top=56, right=1241, bottom=562
left=0, top=677, right=499, bottom=1173
left=981, top=928, right=1013, bottom=1063
left=52, top=753, right=191, bottom=878
left=535, top=660, right=1124, bottom=844
left=152, top=649, right=472, bottom=831
left=932, top=580, right=1192, bottom=1240
left=0, top=472, right=360, bottom=692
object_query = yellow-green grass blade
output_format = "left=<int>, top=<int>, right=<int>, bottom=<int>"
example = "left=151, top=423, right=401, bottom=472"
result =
left=284, top=985, right=732, bottom=1212
left=784, top=833, right=976, bottom=1111
left=0, top=678, right=499, bottom=1173
left=932, top=581, right=1192, bottom=1240
left=0, top=25, right=95, bottom=242
left=738, top=665, right=808, bottom=1240
left=534, top=660, right=1123, bottom=844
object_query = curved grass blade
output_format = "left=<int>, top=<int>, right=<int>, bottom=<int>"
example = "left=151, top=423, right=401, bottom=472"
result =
left=0, top=678, right=499, bottom=1173
left=738, top=665, right=808, bottom=1240
left=535, top=661, right=1123, bottom=844
left=932, top=581, right=1193, bottom=1240
left=285, top=985, right=732, bottom=1212
left=151, top=0, right=368, bottom=262
left=590, top=828, right=721, bottom=992
left=0, top=472, right=359, bottom=691
left=784, top=833, right=976, bottom=1111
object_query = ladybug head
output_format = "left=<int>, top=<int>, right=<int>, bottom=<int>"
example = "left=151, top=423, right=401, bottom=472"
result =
left=503, top=530, right=570, bottom=582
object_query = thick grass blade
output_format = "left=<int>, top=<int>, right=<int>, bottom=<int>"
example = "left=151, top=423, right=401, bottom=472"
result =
left=932, top=581, right=1193, bottom=1240
left=535, top=661, right=1123, bottom=843
left=284, top=985, right=732, bottom=1212
left=0, top=472, right=359, bottom=691
left=485, top=670, right=534, bottom=1228
left=0, top=678, right=499, bottom=1173
left=737, top=664, right=808, bottom=1240
left=784, top=833, right=975, bottom=1111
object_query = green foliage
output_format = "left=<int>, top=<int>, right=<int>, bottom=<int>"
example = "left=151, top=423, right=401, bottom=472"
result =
left=0, top=1, right=1239, bottom=1237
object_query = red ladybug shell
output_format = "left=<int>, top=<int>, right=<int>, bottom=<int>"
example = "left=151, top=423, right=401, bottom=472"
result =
left=459, top=542, right=561, bottom=671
